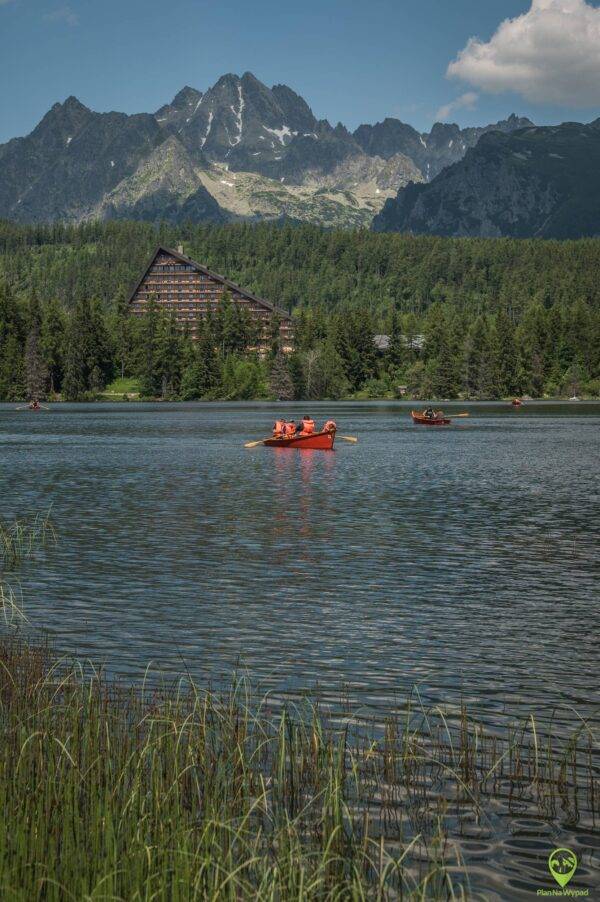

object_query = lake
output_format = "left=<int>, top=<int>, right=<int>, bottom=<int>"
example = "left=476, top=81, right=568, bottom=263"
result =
left=2, top=400, right=598, bottom=718
left=1, top=400, right=599, bottom=897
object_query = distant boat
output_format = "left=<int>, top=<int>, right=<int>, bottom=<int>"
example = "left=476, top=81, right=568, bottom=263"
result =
left=512, top=398, right=522, bottom=407
left=411, top=410, right=452, bottom=426
left=569, top=396, right=580, bottom=401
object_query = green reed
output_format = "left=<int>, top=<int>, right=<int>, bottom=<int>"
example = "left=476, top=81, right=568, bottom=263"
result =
left=0, top=637, right=597, bottom=901
left=0, top=509, right=57, bottom=568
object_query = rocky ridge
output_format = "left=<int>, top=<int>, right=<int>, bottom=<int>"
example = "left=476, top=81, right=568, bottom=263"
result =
left=373, top=121, right=600, bottom=238
left=0, top=73, right=538, bottom=228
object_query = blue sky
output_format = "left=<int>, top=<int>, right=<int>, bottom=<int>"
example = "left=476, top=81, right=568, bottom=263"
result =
left=1, top=0, right=599, bottom=143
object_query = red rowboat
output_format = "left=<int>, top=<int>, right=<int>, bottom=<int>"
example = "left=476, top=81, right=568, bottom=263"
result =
left=512, top=398, right=522, bottom=407
left=411, top=410, right=451, bottom=426
left=263, top=429, right=336, bottom=450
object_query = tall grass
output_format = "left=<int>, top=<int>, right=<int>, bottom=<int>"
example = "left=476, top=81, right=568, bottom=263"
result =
left=0, top=638, right=597, bottom=901
left=0, top=509, right=56, bottom=568
left=0, top=583, right=28, bottom=626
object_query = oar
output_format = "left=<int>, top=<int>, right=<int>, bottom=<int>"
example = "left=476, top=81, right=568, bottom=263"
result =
left=244, top=439, right=267, bottom=448
left=339, top=435, right=358, bottom=443
left=454, top=412, right=470, bottom=418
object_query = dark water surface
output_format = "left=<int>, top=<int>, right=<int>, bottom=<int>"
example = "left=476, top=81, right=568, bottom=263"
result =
left=1, top=401, right=599, bottom=897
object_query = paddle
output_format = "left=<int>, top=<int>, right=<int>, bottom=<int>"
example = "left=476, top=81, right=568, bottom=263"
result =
left=454, top=413, right=470, bottom=418
left=244, top=439, right=266, bottom=448
left=339, top=435, right=358, bottom=442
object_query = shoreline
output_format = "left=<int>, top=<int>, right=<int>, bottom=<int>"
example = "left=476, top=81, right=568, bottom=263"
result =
left=0, top=634, right=596, bottom=899
left=3, top=395, right=599, bottom=404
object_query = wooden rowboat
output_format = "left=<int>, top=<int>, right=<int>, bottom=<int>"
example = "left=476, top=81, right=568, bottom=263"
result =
left=411, top=410, right=451, bottom=426
left=263, top=430, right=336, bottom=450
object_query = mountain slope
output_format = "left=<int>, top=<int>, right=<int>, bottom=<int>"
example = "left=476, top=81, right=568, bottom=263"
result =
left=373, top=121, right=600, bottom=238
left=96, top=137, right=226, bottom=223
left=354, top=113, right=533, bottom=180
left=0, top=97, right=164, bottom=222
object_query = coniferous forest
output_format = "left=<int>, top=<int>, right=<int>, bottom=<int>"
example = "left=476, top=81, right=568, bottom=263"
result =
left=1, top=218, right=599, bottom=402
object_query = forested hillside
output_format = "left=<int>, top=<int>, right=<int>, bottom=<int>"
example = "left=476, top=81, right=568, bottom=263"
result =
left=0, top=219, right=599, bottom=402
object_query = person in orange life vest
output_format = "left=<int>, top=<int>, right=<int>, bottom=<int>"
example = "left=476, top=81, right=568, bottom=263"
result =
left=297, top=415, right=315, bottom=434
left=283, top=420, right=296, bottom=436
left=323, top=419, right=337, bottom=433
left=273, top=419, right=285, bottom=437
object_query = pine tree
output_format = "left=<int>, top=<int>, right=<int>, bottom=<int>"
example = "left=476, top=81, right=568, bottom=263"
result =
left=24, top=294, right=49, bottom=401
left=156, top=314, right=182, bottom=399
left=138, top=298, right=162, bottom=398
left=423, top=303, right=448, bottom=363
left=87, top=299, right=113, bottom=390
left=384, top=311, right=405, bottom=370
left=0, top=282, right=26, bottom=401
left=61, top=297, right=112, bottom=400
left=196, top=317, right=220, bottom=392
left=466, top=316, right=498, bottom=399
left=495, top=309, right=518, bottom=396
left=269, top=347, right=295, bottom=400
left=516, top=304, right=547, bottom=397
left=111, top=287, right=133, bottom=379
left=565, top=299, right=592, bottom=373
left=180, top=353, right=207, bottom=400
left=40, top=298, right=65, bottom=394
left=62, top=321, right=88, bottom=401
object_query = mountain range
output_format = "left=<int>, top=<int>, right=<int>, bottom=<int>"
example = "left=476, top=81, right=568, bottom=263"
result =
left=373, top=120, right=600, bottom=238
left=0, top=72, right=536, bottom=230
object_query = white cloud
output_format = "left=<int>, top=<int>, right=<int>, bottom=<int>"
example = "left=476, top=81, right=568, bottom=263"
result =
left=447, top=0, right=600, bottom=107
left=44, top=5, right=79, bottom=26
left=435, top=91, right=479, bottom=122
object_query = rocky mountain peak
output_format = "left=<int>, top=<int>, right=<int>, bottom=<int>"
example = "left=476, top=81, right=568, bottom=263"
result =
left=505, top=113, right=533, bottom=128
left=270, top=84, right=316, bottom=133
left=61, top=96, right=89, bottom=113
left=172, top=86, right=203, bottom=108
left=155, top=86, right=203, bottom=130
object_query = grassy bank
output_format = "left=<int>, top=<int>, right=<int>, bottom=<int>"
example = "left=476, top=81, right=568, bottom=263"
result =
left=0, top=637, right=597, bottom=900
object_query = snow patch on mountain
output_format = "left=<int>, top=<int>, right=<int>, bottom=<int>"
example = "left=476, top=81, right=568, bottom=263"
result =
left=199, top=111, right=214, bottom=148
left=263, top=124, right=297, bottom=145
left=229, top=85, right=244, bottom=146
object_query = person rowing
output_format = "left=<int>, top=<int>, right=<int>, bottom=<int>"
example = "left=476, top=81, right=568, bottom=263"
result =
left=424, top=407, right=436, bottom=419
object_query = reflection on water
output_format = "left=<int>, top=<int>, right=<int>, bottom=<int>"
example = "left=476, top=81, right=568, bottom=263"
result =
left=1, top=400, right=599, bottom=897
